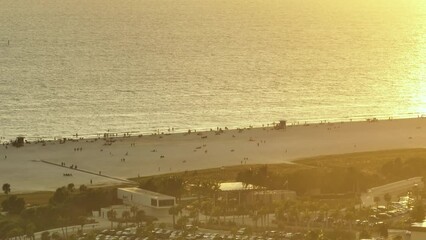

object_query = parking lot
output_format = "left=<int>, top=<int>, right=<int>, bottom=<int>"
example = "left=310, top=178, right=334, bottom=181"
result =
left=92, top=227, right=307, bottom=240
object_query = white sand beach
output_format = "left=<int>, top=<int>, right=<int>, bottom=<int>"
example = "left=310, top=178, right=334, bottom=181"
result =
left=1, top=118, right=426, bottom=192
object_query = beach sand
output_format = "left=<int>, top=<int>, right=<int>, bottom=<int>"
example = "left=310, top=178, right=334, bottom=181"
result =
left=1, top=118, right=426, bottom=192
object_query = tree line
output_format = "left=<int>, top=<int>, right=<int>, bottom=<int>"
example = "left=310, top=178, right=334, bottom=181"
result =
left=236, top=158, right=426, bottom=195
left=0, top=184, right=119, bottom=239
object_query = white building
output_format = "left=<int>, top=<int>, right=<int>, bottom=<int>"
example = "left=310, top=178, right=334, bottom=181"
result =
left=360, top=177, right=424, bottom=207
left=218, top=182, right=296, bottom=205
left=410, top=221, right=426, bottom=240
left=219, top=182, right=256, bottom=191
left=117, top=187, right=176, bottom=217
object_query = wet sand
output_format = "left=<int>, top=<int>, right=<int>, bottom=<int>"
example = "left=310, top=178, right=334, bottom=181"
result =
left=1, top=118, right=426, bottom=192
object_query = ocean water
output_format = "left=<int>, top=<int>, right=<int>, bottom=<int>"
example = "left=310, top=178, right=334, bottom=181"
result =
left=0, top=0, right=425, bottom=140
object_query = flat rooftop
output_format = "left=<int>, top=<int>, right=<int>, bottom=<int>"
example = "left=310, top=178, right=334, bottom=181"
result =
left=368, top=177, right=423, bottom=193
left=118, top=187, right=174, bottom=199
left=219, top=182, right=257, bottom=191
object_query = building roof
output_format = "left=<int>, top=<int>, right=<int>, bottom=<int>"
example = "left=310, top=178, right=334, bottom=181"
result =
left=219, top=182, right=256, bottom=191
left=118, top=187, right=175, bottom=199
left=367, top=177, right=423, bottom=194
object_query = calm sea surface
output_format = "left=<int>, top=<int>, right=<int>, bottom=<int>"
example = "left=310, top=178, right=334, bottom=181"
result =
left=0, top=0, right=425, bottom=140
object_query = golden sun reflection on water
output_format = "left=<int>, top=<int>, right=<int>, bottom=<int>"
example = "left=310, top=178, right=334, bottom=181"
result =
left=1, top=0, right=426, bottom=139
left=410, top=35, right=426, bottom=115
left=414, top=69, right=426, bottom=114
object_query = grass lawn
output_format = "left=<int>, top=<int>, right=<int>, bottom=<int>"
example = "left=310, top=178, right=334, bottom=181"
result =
left=0, top=191, right=54, bottom=208
left=2, top=148, right=426, bottom=205
left=132, top=148, right=426, bottom=184
left=130, top=162, right=308, bottom=183
left=298, top=148, right=426, bottom=174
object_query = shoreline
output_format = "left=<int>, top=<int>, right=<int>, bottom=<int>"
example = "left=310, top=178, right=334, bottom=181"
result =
left=2, top=114, right=425, bottom=144
left=1, top=117, right=426, bottom=192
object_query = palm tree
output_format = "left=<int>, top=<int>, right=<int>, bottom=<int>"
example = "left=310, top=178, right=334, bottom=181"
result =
left=211, top=206, right=223, bottom=224
left=344, top=210, right=355, bottom=230
left=188, top=202, right=200, bottom=223
left=130, top=205, right=139, bottom=218
left=122, top=211, right=131, bottom=227
left=51, top=232, right=61, bottom=240
left=135, top=210, right=146, bottom=227
left=201, top=200, right=213, bottom=223
left=107, top=209, right=117, bottom=229
left=374, top=196, right=380, bottom=207
left=79, top=184, right=88, bottom=192
left=25, top=223, right=36, bottom=240
left=193, top=200, right=204, bottom=222
left=57, top=216, right=68, bottom=239
left=259, top=207, right=269, bottom=227
left=210, top=182, right=220, bottom=207
left=288, top=204, right=300, bottom=226
left=40, top=232, right=50, bottom=240
left=193, top=181, right=203, bottom=202
left=7, top=227, right=24, bottom=240
left=320, top=203, right=330, bottom=227
left=2, top=183, right=11, bottom=194
left=169, top=205, right=182, bottom=228
left=410, top=201, right=425, bottom=222
left=384, top=193, right=392, bottom=207
left=67, top=183, right=75, bottom=192
left=176, top=216, right=189, bottom=229
left=305, top=230, right=319, bottom=240
left=162, top=176, right=185, bottom=202
left=236, top=205, right=246, bottom=225
left=250, top=211, right=259, bottom=228
left=77, top=216, right=87, bottom=231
